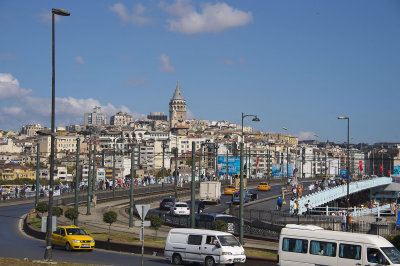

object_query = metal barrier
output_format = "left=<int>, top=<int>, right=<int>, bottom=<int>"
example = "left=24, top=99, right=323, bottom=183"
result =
left=292, top=177, right=392, bottom=215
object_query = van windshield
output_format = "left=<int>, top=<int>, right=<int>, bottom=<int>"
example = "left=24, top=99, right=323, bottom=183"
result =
left=218, top=235, right=241, bottom=247
left=381, top=247, right=400, bottom=263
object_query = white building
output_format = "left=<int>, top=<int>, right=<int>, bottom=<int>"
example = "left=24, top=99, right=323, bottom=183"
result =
left=84, top=106, right=106, bottom=126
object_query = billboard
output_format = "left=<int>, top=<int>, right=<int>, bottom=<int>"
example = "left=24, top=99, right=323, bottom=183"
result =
left=217, top=156, right=241, bottom=175
left=393, top=165, right=400, bottom=177
left=271, top=163, right=295, bottom=177
left=0, top=138, right=8, bottom=145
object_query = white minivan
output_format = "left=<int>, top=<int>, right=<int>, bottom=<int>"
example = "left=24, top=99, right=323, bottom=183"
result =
left=164, top=228, right=246, bottom=266
left=278, top=224, right=400, bottom=266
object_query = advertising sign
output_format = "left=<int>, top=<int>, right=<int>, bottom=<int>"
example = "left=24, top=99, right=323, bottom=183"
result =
left=393, top=166, right=400, bottom=177
left=271, top=164, right=294, bottom=177
left=217, top=156, right=240, bottom=175
left=0, top=138, right=8, bottom=145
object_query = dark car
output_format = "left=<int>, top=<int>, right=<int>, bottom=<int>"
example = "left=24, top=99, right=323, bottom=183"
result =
left=160, top=197, right=176, bottom=211
left=195, top=213, right=235, bottom=233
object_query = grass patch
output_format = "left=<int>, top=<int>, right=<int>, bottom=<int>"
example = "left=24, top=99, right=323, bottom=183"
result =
left=0, top=257, right=101, bottom=265
left=244, top=247, right=277, bottom=259
left=28, top=217, right=276, bottom=259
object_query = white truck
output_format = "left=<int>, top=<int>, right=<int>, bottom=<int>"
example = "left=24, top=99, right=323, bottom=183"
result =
left=200, top=181, right=221, bottom=204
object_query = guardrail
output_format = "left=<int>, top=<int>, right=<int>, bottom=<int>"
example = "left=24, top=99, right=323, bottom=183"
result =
left=292, top=177, right=392, bottom=215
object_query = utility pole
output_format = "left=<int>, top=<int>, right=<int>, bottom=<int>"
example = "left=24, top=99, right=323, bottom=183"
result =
left=174, top=148, right=178, bottom=199
left=248, top=146, right=251, bottom=179
left=215, top=144, right=218, bottom=180
left=191, top=142, right=196, bottom=228
left=74, top=138, right=80, bottom=225
left=86, top=143, right=92, bottom=215
left=92, top=145, right=96, bottom=202
left=198, top=146, right=202, bottom=187
left=162, top=141, right=165, bottom=189
left=112, top=140, right=116, bottom=197
left=35, top=143, right=40, bottom=207
left=129, top=144, right=135, bottom=227
left=226, top=148, right=229, bottom=181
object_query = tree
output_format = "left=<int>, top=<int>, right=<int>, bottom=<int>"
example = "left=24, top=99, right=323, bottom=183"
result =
left=149, top=214, right=163, bottom=237
left=52, top=206, right=63, bottom=217
left=67, top=164, right=76, bottom=175
left=155, top=168, right=171, bottom=178
left=103, top=211, right=117, bottom=239
left=64, top=208, right=79, bottom=224
left=211, top=220, right=227, bottom=232
left=35, top=202, right=48, bottom=217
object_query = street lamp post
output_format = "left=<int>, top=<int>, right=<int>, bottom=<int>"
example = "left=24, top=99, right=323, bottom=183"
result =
left=338, top=116, right=350, bottom=230
left=129, top=142, right=135, bottom=227
left=239, top=113, right=260, bottom=244
left=44, top=8, right=70, bottom=261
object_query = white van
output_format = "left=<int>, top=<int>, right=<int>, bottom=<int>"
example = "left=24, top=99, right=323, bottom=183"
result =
left=164, top=228, right=246, bottom=266
left=278, top=224, right=400, bottom=266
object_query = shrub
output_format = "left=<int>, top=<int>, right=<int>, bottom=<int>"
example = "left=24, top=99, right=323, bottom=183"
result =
left=103, top=211, right=117, bottom=238
left=211, top=220, right=227, bottom=232
left=64, top=208, right=79, bottom=223
left=149, top=214, right=163, bottom=236
left=387, top=234, right=400, bottom=250
left=35, top=202, right=48, bottom=216
left=52, top=206, right=63, bottom=217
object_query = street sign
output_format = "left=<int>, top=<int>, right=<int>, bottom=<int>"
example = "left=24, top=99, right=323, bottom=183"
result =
left=136, top=204, right=150, bottom=220
left=134, top=221, right=150, bottom=227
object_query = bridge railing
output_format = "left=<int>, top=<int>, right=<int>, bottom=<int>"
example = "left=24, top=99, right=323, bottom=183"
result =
left=291, top=177, right=392, bottom=215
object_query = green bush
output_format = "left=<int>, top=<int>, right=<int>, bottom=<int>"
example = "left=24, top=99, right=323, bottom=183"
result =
left=52, top=206, right=63, bottom=217
left=103, top=211, right=117, bottom=238
left=35, top=202, right=48, bottom=215
left=211, top=220, right=228, bottom=232
left=64, top=208, right=79, bottom=222
left=149, top=214, right=163, bottom=236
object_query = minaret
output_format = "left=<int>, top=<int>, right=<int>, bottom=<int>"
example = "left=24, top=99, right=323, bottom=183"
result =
left=169, top=80, right=186, bottom=129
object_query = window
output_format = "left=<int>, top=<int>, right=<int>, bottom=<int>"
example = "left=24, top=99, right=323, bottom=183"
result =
left=282, top=238, right=308, bottom=253
left=381, top=247, right=400, bottom=264
left=310, top=240, right=337, bottom=257
left=206, top=236, right=217, bottom=245
left=368, top=248, right=389, bottom=264
left=187, top=235, right=202, bottom=245
left=339, top=243, right=361, bottom=260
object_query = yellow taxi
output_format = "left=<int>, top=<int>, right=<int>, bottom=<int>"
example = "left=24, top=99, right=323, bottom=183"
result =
left=257, top=182, right=271, bottom=191
left=51, top=225, right=95, bottom=251
left=224, top=185, right=237, bottom=195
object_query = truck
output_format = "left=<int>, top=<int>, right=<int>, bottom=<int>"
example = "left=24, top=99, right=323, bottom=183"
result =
left=200, top=181, right=221, bottom=204
left=234, top=178, right=247, bottom=190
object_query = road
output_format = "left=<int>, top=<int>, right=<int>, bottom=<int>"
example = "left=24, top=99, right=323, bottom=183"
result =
left=0, top=198, right=276, bottom=265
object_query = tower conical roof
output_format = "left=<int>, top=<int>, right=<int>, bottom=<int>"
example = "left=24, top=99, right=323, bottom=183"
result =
left=172, top=80, right=184, bottom=100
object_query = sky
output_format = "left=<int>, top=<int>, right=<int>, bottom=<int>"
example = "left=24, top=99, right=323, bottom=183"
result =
left=1, top=0, right=400, bottom=144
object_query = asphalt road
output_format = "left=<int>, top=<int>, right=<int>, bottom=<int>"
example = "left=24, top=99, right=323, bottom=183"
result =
left=0, top=199, right=276, bottom=265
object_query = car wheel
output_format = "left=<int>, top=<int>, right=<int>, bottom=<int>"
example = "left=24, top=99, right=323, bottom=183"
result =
left=205, top=256, right=215, bottom=266
left=172, top=253, right=182, bottom=265
left=65, top=242, right=72, bottom=251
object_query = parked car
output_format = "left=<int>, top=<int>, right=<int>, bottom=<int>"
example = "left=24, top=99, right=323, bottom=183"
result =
left=164, top=228, right=246, bottom=265
left=51, top=225, right=95, bottom=251
left=170, top=202, right=190, bottom=216
left=195, top=213, right=235, bottom=233
left=160, top=197, right=176, bottom=211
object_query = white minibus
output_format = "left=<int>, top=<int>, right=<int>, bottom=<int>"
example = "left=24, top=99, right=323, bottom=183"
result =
left=164, top=228, right=246, bottom=266
left=278, top=224, right=400, bottom=266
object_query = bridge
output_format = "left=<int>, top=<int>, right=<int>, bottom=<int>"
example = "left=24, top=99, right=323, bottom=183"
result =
left=292, top=177, right=393, bottom=215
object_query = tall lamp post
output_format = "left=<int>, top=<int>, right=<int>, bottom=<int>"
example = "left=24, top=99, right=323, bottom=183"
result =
left=338, top=116, right=350, bottom=230
left=44, top=8, right=70, bottom=261
left=239, top=113, right=259, bottom=244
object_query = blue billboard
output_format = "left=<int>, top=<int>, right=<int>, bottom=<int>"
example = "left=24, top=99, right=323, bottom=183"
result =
left=271, top=164, right=294, bottom=177
left=393, top=165, right=400, bottom=177
left=217, top=156, right=241, bottom=175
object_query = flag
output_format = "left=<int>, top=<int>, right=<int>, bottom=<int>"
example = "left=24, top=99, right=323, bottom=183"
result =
left=388, top=170, right=391, bottom=177
left=380, top=165, right=383, bottom=174
left=256, top=157, right=259, bottom=166
left=359, top=161, right=363, bottom=171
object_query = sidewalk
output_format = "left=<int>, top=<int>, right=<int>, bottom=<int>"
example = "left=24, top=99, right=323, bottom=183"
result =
left=57, top=197, right=278, bottom=252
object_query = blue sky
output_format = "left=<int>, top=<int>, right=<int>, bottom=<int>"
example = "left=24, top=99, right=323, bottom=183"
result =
left=1, top=0, right=399, bottom=144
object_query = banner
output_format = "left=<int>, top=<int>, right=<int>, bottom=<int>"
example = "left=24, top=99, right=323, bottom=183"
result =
left=359, top=161, right=363, bottom=171
left=217, top=156, right=240, bottom=175
left=393, top=166, right=400, bottom=177
left=380, top=165, right=383, bottom=174
left=256, top=157, right=259, bottom=166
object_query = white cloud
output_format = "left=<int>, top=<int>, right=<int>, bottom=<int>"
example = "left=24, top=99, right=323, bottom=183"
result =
left=297, top=131, right=318, bottom=141
left=110, top=3, right=152, bottom=25
left=0, top=73, right=145, bottom=130
left=0, top=53, right=17, bottom=62
left=162, top=1, right=253, bottom=35
left=158, top=53, right=175, bottom=72
left=74, top=56, right=85, bottom=65
left=0, top=73, right=32, bottom=100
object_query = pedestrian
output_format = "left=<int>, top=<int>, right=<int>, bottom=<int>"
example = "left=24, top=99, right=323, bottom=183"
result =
left=277, top=196, right=283, bottom=211
left=198, top=201, right=205, bottom=213
left=341, top=212, right=347, bottom=231
left=305, top=200, right=312, bottom=217
left=292, top=200, right=299, bottom=216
